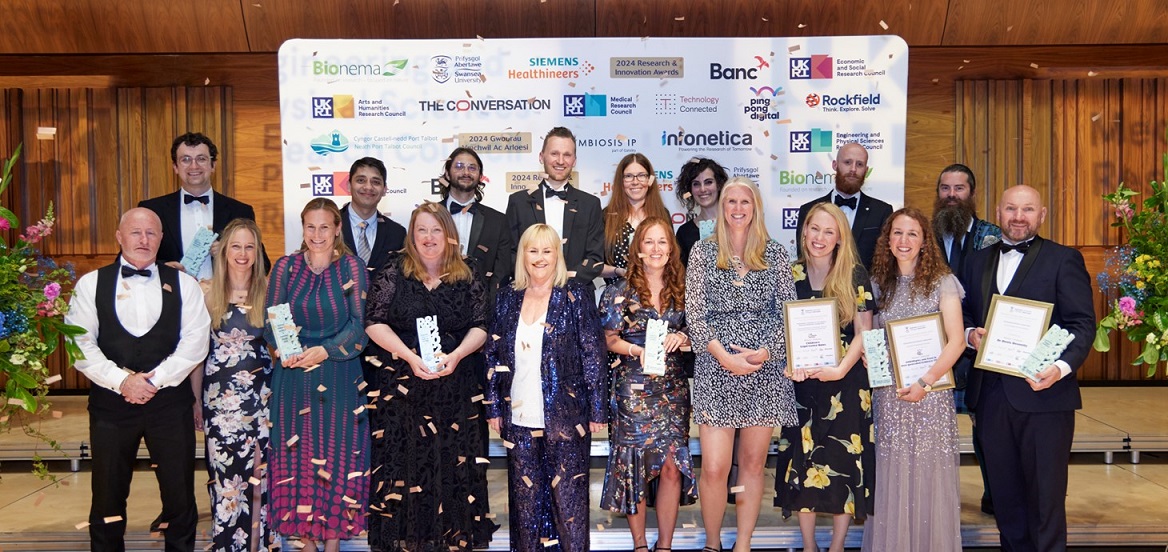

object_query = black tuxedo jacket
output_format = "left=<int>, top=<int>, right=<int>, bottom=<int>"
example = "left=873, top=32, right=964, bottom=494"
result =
left=505, top=181, right=605, bottom=286
left=443, top=200, right=512, bottom=311
left=139, top=190, right=271, bottom=272
left=961, top=236, right=1096, bottom=413
left=339, top=203, right=406, bottom=276
left=796, top=191, right=893, bottom=269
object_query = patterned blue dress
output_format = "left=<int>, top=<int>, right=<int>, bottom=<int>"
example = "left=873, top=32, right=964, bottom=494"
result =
left=202, top=304, right=274, bottom=551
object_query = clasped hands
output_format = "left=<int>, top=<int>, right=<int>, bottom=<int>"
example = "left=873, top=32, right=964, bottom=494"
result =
left=120, top=370, right=157, bottom=405
left=715, top=343, right=770, bottom=376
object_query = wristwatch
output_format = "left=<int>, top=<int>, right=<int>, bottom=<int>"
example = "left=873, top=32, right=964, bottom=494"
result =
left=916, top=378, right=932, bottom=392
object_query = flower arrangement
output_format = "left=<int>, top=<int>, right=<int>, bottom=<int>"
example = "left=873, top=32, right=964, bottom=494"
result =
left=1094, top=132, right=1168, bottom=374
left=1, top=144, right=88, bottom=477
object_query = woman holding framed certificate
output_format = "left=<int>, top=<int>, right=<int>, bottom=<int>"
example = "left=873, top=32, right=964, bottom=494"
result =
left=861, top=208, right=966, bottom=552
left=774, top=203, right=876, bottom=552
left=363, top=202, right=496, bottom=551
left=686, top=177, right=798, bottom=552
left=599, top=217, right=697, bottom=552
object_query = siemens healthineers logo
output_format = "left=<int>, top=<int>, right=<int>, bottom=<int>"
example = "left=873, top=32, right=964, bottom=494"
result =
left=661, top=130, right=753, bottom=152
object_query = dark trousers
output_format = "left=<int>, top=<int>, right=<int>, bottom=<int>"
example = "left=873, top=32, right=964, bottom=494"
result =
left=976, top=375, right=1074, bottom=552
left=503, top=423, right=591, bottom=552
left=89, top=403, right=197, bottom=552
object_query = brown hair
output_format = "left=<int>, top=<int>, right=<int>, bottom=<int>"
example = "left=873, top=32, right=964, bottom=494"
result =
left=870, top=207, right=951, bottom=309
left=797, top=203, right=860, bottom=327
left=207, top=219, right=267, bottom=329
left=625, top=217, right=686, bottom=312
left=604, top=153, right=670, bottom=264
left=400, top=201, right=473, bottom=284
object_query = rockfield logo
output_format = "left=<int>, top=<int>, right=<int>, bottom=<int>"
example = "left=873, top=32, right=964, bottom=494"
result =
left=805, top=93, right=821, bottom=108
left=812, top=93, right=883, bottom=113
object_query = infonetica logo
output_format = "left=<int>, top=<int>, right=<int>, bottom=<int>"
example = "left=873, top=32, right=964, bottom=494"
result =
left=790, top=129, right=833, bottom=153
left=661, top=130, right=753, bottom=150
left=313, top=59, right=407, bottom=78
left=564, top=94, right=606, bottom=117
left=311, top=172, right=351, bottom=197
left=417, top=98, right=552, bottom=112
left=509, top=58, right=595, bottom=80
left=789, top=55, right=833, bottom=79
left=310, top=131, right=350, bottom=156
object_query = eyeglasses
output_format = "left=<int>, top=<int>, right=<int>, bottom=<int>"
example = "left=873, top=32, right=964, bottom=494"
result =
left=623, top=173, right=650, bottom=182
left=178, top=155, right=212, bottom=166
left=453, top=162, right=479, bottom=172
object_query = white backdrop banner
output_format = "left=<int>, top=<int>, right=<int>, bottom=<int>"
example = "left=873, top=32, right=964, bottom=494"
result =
left=277, top=36, right=908, bottom=254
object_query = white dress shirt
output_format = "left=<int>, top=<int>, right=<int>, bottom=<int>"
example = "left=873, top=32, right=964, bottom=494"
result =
left=544, top=184, right=568, bottom=244
left=347, top=208, right=378, bottom=258
left=180, top=191, right=214, bottom=280
left=64, top=261, right=211, bottom=393
left=447, top=197, right=475, bottom=256
left=510, top=314, right=547, bottom=428
left=942, top=219, right=976, bottom=263
left=832, top=190, right=860, bottom=227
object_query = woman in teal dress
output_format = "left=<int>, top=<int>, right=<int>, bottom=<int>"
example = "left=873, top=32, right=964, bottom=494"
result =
left=266, top=198, right=370, bottom=552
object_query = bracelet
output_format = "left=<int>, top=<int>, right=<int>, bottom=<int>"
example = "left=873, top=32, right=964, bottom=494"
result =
left=916, top=378, right=933, bottom=392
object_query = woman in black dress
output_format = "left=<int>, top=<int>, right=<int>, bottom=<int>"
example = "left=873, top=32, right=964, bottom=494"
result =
left=674, top=157, right=728, bottom=266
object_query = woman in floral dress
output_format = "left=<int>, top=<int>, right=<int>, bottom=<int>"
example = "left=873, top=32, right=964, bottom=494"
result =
left=191, top=218, right=274, bottom=552
left=600, top=217, right=697, bottom=552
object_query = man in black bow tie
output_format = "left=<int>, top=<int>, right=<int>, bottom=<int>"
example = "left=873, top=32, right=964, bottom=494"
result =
left=139, top=132, right=269, bottom=278
left=440, top=147, right=511, bottom=308
left=65, top=207, right=211, bottom=551
left=795, top=142, right=893, bottom=268
left=505, top=126, right=604, bottom=290
left=338, top=156, right=406, bottom=277
left=961, top=185, right=1095, bottom=552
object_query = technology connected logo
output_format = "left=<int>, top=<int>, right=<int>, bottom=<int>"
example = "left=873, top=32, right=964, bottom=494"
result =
left=564, top=94, right=607, bottom=117
left=789, top=55, right=833, bottom=80
left=310, top=130, right=350, bottom=156
left=790, top=129, right=833, bottom=153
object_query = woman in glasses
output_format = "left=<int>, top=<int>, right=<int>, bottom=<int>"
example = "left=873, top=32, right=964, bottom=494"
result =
left=601, top=153, right=671, bottom=285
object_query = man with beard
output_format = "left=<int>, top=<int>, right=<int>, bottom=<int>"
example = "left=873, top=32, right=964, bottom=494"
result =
left=933, top=162, right=1001, bottom=515
left=795, top=142, right=893, bottom=268
left=339, top=156, right=407, bottom=276
left=440, top=146, right=512, bottom=310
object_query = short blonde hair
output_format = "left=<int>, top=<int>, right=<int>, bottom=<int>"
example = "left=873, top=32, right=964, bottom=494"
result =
left=512, top=224, right=568, bottom=289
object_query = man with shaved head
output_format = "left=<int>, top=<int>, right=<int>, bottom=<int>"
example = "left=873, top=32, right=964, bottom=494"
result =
left=65, top=207, right=211, bottom=551
left=795, top=142, right=893, bottom=268
left=961, top=185, right=1095, bottom=552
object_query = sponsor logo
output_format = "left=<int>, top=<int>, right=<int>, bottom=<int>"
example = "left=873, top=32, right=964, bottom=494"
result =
left=564, top=94, right=607, bottom=117
left=790, top=129, right=833, bottom=153
left=312, top=95, right=354, bottom=119
left=417, top=98, right=552, bottom=112
left=805, top=93, right=821, bottom=108
left=731, top=166, right=760, bottom=180
left=789, top=55, right=833, bottom=80
left=655, top=94, right=719, bottom=115
left=782, top=208, right=801, bottom=230
left=776, top=169, right=836, bottom=187
left=310, top=130, right=350, bottom=156
left=808, top=93, right=883, bottom=113
left=836, top=58, right=884, bottom=78
left=576, top=136, right=638, bottom=150
left=750, top=86, right=784, bottom=97
left=312, top=172, right=351, bottom=196
left=660, top=130, right=753, bottom=151
left=508, top=58, right=595, bottom=80
left=431, top=55, right=484, bottom=84
left=835, top=130, right=886, bottom=151
left=709, top=55, right=770, bottom=80
left=743, top=97, right=782, bottom=121
left=312, top=59, right=407, bottom=80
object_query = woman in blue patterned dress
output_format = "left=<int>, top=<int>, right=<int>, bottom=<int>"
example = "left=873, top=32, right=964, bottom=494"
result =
left=485, top=224, right=608, bottom=552
left=191, top=218, right=274, bottom=552
left=266, top=199, right=370, bottom=552
left=600, top=217, right=697, bottom=552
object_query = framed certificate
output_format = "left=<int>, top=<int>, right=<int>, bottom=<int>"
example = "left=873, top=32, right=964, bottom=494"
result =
left=783, top=298, right=843, bottom=372
left=885, top=312, right=955, bottom=391
left=974, top=294, right=1054, bottom=378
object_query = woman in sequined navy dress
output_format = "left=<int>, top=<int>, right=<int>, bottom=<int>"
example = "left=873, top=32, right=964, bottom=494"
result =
left=861, top=208, right=966, bottom=552
left=600, top=218, right=697, bottom=552
left=485, top=224, right=608, bottom=552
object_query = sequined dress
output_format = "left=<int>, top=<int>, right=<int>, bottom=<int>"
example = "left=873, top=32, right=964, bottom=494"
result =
left=861, top=274, right=963, bottom=552
left=598, top=281, right=698, bottom=514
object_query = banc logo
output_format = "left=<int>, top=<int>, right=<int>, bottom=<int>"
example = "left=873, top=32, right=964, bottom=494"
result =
left=709, top=55, right=771, bottom=80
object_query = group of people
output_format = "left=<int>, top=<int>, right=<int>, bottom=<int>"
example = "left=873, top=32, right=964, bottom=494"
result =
left=66, top=129, right=1095, bottom=552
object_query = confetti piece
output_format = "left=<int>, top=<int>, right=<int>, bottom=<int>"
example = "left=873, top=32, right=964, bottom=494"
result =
left=496, top=365, right=511, bottom=372
left=398, top=384, right=409, bottom=395
left=103, top=516, right=123, bottom=523
left=75, top=522, right=90, bottom=530
left=551, top=474, right=562, bottom=487
left=731, top=485, right=746, bottom=493
left=299, top=407, right=311, bottom=415
left=530, top=429, right=544, bottom=437
left=34, top=491, right=46, bottom=506
left=470, top=394, right=484, bottom=403
left=797, top=23, right=807, bottom=29
left=1091, top=112, right=1102, bottom=122
left=674, top=16, right=685, bottom=21
left=631, top=383, right=645, bottom=391
left=44, top=374, right=62, bottom=384
left=341, top=279, right=356, bottom=291
left=598, top=523, right=605, bottom=530
left=1030, top=63, right=1040, bottom=69
left=576, top=424, right=587, bottom=436
left=317, top=469, right=332, bottom=480
left=523, top=476, right=534, bottom=487
left=879, top=20, right=889, bottom=30
left=311, top=458, right=327, bottom=466
left=286, top=435, right=300, bottom=447
left=410, top=486, right=423, bottom=493
left=347, top=471, right=363, bottom=480
left=1088, top=71, right=1099, bottom=77
left=503, top=440, right=515, bottom=449
left=162, top=283, right=173, bottom=293
left=353, top=405, right=366, bottom=415
left=52, top=410, right=63, bottom=418
left=683, top=522, right=696, bottom=528
left=297, top=505, right=312, bottom=514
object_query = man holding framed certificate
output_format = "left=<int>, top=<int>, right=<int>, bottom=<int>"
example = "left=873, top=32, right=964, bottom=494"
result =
left=961, top=185, right=1096, bottom=552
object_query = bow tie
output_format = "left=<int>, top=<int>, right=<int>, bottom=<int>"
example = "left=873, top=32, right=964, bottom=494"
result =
left=543, top=184, right=569, bottom=201
left=184, top=194, right=209, bottom=205
left=833, top=195, right=858, bottom=209
left=121, top=265, right=152, bottom=278
left=450, top=201, right=475, bottom=215
left=998, top=240, right=1033, bottom=254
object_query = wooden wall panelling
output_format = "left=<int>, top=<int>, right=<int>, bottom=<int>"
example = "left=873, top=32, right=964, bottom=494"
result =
left=471, top=0, right=595, bottom=38
left=233, top=100, right=286, bottom=259
left=902, top=85, right=954, bottom=212
left=941, top=0, right=1168, bottom=46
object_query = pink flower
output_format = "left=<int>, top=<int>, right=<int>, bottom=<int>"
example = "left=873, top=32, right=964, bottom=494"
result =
left=44, top=282, right=61, bottom=301
left=1114, top=200, right=1134, bottom=221
left=1118, top=296, right=1138, bottom=317
left=0, top=219, right=9, bottom=231
left=19, top=215, right=54, bottom=244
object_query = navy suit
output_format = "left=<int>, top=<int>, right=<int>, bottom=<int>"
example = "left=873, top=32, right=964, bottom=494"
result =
left=796, top=191, right=893, bottom=269
left=339, top=203, right=406, bottom=277
left=505, top=182, right=605, bottom=289
left=961, top=236, right=1096, bottom=552
left=139, top=190, right=271, bottom=272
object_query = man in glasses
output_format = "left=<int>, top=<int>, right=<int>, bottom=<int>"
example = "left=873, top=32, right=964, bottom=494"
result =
left=139, top=132, right=270, bottom=277
left=440, top=147, right=511, bottom=310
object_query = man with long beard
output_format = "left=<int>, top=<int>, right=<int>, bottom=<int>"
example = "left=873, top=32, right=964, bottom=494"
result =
left=933, top=163, right=1001, bottom=516
left=796, top=142, right=893, bottom=268
left=440, top=146, right=511, bottom=310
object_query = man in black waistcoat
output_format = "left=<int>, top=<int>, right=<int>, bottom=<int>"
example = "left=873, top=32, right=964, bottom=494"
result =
left=64, top=207, right=211, bottom=551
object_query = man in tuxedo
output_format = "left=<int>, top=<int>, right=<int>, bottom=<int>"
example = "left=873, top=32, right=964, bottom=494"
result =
left=934, top=163, right=1001, bottom=513
left=505, top=126, right=604, bottom=289
left=440, top=146, right=512, bottom=307
left=962, top=185, right=1095, bottom=552
left=795, top=142, right=893, bottom=268
left=139, top=132, right=270, bottom=278
left=338, top=156, right=406, bottom=276
left=64, top=208, right=211, bottom=551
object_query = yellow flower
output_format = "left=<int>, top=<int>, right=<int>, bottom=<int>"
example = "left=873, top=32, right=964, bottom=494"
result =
left=823, top=392, right=844, bottom=420
left=792, top=263, right=807, bottom=282
left=856, top=285, right=874, bottom=308
left=801, top=423, right=814, bottom=453
left=846, top=434, right=864, bottom=454
left=1136, top=280, right=1146, bottom=289
left=844, top=497, right=855, bottom=515
left=858, top=389, right=872, bottom=412
left=805, top=465, right=831, bottom=489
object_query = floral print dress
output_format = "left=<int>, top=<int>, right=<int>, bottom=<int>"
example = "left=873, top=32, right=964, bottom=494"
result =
left=202, top=305, right=274, bottom=551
